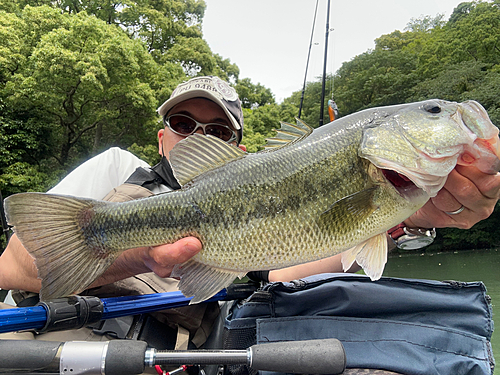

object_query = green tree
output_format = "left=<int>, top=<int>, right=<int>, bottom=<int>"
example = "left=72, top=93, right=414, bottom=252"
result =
left=375, top=30, right=418, bottom=52
left=0, top=10, right=26, bottom=84
left=235, top=78, right=275, bottom=109
left=448, top=1, right=476, bottom=24
left=3, top=7, right=175, bottom=168
left=1, top=0, right=240, bottom=81
left=403, top=1, right=500, bottom=80
left=333, top=49, right=417, bottom=114
left=404, top=14, right=445, bottom=33
left=409, top=60, right=500, bottom=126
left=0, top=7, right=67, bottom=194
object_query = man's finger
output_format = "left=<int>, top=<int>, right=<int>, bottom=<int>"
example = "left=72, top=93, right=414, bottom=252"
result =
left=454, top=165, right=500, bottom=200
left=149, top=237, right=202, bottom=266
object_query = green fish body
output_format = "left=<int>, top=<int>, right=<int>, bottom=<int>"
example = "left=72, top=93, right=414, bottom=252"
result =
left=5, top=99, right=500, bottom=303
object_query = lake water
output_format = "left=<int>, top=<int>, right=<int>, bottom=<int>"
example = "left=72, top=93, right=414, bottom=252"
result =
left=384, top=248, right=500, bottom=374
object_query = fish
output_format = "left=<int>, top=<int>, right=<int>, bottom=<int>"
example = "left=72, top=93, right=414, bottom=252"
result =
left=4, top=99, right=500, bottom=303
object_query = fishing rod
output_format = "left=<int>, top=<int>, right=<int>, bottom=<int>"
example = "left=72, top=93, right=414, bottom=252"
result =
left=0, top=283, right=257, bottom=334
left=0, top=286, right=347, bottom=375
left=0, top=338, right=346, bottom=374
left=319, top=0, right=331, bottom=127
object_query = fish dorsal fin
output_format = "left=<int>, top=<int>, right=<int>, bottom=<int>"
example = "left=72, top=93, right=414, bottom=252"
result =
left=263, top=118, right=313, bottom=151
left=169, top=134, right=246, bottom=186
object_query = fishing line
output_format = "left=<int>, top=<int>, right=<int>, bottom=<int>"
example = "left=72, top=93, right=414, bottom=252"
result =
left=330, top=23, right=335, bottom=99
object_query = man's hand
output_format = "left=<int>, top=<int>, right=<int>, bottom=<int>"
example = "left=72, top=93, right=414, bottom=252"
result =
left=87, top=237, right=203, bottom=288
left=140, top=237, right=203, bottom=278
left=405, top=165, right=500, bottom=230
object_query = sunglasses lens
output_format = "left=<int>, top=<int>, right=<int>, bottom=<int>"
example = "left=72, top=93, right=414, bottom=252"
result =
left=169, top=115, right=197, bottom=135
left=167, top=114, right=236, bottom=143
left=205, top=125, right=234, bottom=142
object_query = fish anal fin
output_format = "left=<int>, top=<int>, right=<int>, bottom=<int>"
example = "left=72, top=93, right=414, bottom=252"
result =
left=169, top=134, right=246, bottom=186
left=172, top=260, right=245, bottom=304
left=340, top=245, right=359, bottom=272
left=341, top=233, right=388, bottom=281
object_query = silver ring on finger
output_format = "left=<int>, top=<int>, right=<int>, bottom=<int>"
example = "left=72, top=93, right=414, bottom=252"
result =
left=445, top=205, right=465, bottom=215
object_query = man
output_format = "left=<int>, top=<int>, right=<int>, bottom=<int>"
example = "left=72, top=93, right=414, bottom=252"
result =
left=0, top=76, right=246, bottom=298
left=1, top=76, right=500, bottom=333
left=0, top=76, right=247, bottom=354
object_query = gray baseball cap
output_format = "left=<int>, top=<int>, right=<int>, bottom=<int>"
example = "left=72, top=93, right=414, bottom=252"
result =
left=157, top=76, right=244, bottom=143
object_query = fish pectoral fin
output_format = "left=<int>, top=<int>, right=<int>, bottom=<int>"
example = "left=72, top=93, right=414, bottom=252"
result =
left=319, top=187, right=378, bottom=227
left=341, top=233, right=388, bottom=281
left=172, top=260, right=246, bottom=304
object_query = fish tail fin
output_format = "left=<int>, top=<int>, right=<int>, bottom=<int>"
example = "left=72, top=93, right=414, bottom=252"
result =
left=341, top=232, right=388, bottom=280
left=172, top=259, right=246, bottom=304
left=4, top=192, right=118, bottom=300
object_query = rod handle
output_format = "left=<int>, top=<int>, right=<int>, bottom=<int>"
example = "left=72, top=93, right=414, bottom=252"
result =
left=249, top=338, right=346, bottom=374
left=0, top=340, right=147, bottom=374
left=0, top=340, right=62, bottom=373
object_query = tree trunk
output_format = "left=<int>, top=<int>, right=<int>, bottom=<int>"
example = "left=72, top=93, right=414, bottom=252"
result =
left=93, top=122, right=103, bottom=153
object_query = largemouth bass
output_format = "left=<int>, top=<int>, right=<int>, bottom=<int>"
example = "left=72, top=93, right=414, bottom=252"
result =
left=5, top=99, right=500, bottom=303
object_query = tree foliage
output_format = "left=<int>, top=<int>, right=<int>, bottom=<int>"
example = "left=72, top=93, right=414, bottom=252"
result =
left=0, top=0, right=253, bottom=197
left=2, top=0, right=500, bottom=254
left=3, top=7, right=164, bottom=165
left=235, top=78, right=275, bottom=109
left=287, top=1, right=500, bottom=252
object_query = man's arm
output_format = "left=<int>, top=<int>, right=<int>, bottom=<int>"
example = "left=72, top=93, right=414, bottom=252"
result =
left=268, top=254, right=360, bottom=282
left=0, top=233, right=202, bottom=293
left=0, top=234, right=41, bottom=292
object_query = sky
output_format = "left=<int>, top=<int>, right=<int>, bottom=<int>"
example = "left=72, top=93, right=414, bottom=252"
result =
left=202, top=0, right=470, bottom=103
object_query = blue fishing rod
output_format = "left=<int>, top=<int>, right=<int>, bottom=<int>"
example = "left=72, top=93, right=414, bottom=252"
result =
left=0, top=283, right=256, bottom=334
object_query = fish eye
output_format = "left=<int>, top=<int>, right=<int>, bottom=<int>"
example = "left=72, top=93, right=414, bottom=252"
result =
left=423, top=102, right=441, bottom=114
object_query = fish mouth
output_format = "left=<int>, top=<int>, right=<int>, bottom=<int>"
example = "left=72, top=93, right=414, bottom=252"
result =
left=381, top=169, right=422, bottom=198
left=361, top=99, right=500, bottom=198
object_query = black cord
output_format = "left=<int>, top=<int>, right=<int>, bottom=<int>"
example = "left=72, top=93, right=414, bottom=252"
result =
left=0, top=190, right=11, bottom=251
